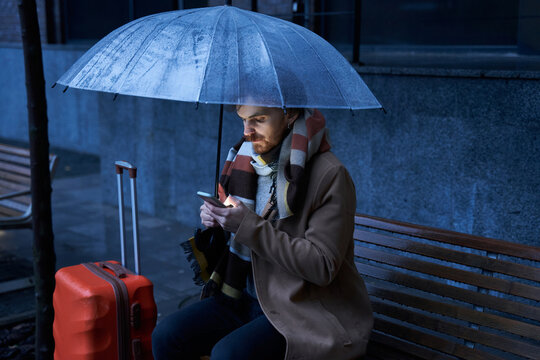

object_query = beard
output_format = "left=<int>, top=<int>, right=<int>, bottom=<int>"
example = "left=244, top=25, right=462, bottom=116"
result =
left=245, top=134, right=275, bottom=154
left=252, top=140, right=273, bottom=154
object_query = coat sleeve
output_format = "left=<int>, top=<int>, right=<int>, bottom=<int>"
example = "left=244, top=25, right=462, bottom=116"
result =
left=233, top=162, right=356, bottom=287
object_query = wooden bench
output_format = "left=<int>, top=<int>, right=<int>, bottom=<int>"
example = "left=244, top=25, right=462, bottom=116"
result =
left=0, top=143, right=58, bottom=229
left=355, top=213, right=540, bottom=360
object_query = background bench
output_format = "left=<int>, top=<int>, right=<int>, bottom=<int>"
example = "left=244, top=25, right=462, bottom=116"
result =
left=355, top=213, right=540, bottom=360
left=0, top=143, right=57, bottom=229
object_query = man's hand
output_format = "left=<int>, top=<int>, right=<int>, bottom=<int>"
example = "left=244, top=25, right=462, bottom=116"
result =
left=200, top=201, right=220, bottom=228
left=199, top=196, right=249, bottom=233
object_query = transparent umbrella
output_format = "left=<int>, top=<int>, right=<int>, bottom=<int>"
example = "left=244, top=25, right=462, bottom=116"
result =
left=56, top=5, right=382, bottom=193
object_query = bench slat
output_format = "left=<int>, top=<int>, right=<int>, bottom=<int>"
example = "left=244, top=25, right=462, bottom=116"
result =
left=366, top=341, right=426, bottom=360
left=0, top=143, right=31, bottom=157
left=355, top=246, right=540, bottom=301
left=0, top=178, right=29, bottom=193
left=0, top=170, right=30, bottom=185
left=0, top=152, right=30, bottom=167
left=355, top=214, right=540, bottom=262
left=0, top=199, right=30, bottom=213
left=0, top=195, right=31, bottom=205
left=355, top=229, right=540, bottom=282
left=0, top=144, right=57, bottom=230
left=356, top=262, right=540, bottom=321
left=372, top=300, right=539, bottom=359
left=0, top=205, right=24, bottom=217
left=373, top=318, right=504, bottom=360
left=0, top=162, right=31, bottom=177
left=369, top=331, right=457, bottom=360
left=366, top=283, right=540, bottom=341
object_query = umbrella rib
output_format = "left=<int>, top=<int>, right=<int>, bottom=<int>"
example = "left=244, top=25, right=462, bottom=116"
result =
left=245, top=13, right=285, bottom=109
left=231, top=9, right=241, bottom=104
left=113, top=9, right=205, bottom=94
left=76, top=9, right=202, bottom=91
left=273, top=26, right=307, bottom=108
left=287, top=25, right=351, bottom=110
left=134, top=10, right=209, bottom=86
left=196, top=7, right=228, bottom=103
left=75, top=16, right=149, bottom=89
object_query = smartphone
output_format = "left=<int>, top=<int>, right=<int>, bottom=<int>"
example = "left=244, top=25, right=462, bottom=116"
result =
left=197, top=191, right=228, bottom=208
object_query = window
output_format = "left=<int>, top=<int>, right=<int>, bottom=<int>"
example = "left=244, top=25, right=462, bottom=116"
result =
left=306, top=0, right=540, bottom=71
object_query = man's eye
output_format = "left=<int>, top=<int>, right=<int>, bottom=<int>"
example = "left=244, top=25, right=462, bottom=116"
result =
left=242, top=117, right=265, bottom=124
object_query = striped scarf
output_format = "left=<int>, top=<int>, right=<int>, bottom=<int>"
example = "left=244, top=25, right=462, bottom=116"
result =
left=186, top=109, right=331, bottom=299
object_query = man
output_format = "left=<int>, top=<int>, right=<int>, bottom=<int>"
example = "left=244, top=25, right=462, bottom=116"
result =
left=152, top=105, right=373, bottom=360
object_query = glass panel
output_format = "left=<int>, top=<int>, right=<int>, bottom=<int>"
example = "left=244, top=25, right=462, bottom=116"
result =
left=65, top=0, right=130, bottom=42
left=314, top=0, right=539, bottom=70
left=64, top=0, right=183, bottom=43
left=361, top=0, right=519, bottom=46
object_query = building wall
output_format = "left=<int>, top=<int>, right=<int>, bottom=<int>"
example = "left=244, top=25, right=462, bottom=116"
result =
left=1, top=45, right=538, bottom=246
left=0, top=45, right=101, bottom=154
left=329, top=71, right=540, bottom=246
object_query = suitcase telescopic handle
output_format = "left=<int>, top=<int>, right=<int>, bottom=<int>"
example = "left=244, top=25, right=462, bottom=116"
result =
left=115, top=160, right=137, bottom=178
left=115, top=160, right=141, bottom=275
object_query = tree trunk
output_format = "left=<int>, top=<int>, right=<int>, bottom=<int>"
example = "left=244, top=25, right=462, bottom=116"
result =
left=17, top=0, right=56, bottom=359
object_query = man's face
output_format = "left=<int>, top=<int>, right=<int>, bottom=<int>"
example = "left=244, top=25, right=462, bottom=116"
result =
left=237, top=105, right=294, bottom=154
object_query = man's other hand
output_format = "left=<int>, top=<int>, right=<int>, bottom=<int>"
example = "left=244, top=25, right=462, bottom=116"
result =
left=200, top=201, right=221, bottom=228
left=200, top=196, right=248, bottom=233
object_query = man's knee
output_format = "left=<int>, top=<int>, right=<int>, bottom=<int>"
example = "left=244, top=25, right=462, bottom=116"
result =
left=210, top=339, right=238, bottom=360
left=151, top=320, right=171, bottom=359
left=152, top=316, right=191, bottom=359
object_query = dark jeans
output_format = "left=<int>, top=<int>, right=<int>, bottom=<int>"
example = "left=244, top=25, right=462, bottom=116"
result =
left=152, top=292, right=286, bottom=360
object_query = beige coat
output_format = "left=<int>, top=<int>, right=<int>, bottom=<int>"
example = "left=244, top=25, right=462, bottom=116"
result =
left=235, top=151, right=373, bottom=360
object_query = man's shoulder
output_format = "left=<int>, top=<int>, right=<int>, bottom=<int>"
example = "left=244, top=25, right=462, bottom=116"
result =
left=309, top=151, right=349, bottom=177
left=307, top=151, right=355, bottom=199
left=310, top=151, right=345, bottom=169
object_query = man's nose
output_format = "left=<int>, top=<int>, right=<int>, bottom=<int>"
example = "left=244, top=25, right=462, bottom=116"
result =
left=243, top=122, right=255, bottom=136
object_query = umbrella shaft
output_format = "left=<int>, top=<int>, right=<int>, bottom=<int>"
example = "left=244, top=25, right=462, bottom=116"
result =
left=215, top=104, right=224, bottom=197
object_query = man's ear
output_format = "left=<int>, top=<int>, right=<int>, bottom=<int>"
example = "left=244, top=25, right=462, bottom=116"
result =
left=286, top=109, right=301, bottom=123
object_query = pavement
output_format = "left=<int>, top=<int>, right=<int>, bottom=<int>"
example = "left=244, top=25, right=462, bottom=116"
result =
left=0, top=146, right=200, bottom=324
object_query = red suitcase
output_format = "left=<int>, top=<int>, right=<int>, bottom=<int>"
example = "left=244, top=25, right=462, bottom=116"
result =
left=53, top=161, right=157, bottom=360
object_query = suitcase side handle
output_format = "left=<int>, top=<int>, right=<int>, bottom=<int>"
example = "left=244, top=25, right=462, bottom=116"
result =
left=115, top=160, right=141, bottom=275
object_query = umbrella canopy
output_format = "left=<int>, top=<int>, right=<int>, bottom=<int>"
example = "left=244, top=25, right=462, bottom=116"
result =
left=57, top=5, right=380, bottom=110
